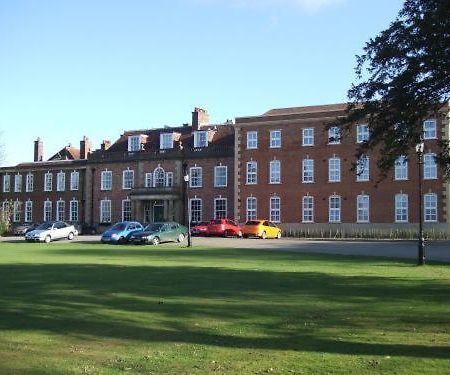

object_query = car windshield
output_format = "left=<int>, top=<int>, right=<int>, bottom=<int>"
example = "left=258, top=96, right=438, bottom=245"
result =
left=111, top=223, right=126, bottom=231
left=245, top=221, right=261, bottom=226
left=36, top=222, right=53, bottom=230
left=144, top=224, right=163, bottom=232
left=210, top=220, right=222, bottom=224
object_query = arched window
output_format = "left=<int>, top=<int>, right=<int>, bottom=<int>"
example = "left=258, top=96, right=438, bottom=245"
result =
left=153, top=167, right=165, bottom=187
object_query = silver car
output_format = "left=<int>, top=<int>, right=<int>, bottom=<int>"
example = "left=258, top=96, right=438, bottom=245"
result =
left=25, top=221, right=78, bottom=243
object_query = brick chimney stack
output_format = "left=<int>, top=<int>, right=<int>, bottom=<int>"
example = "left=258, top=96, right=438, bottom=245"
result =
left=192, top=108, right=209, bottom=131
left=34, top=137, right=43, bottom=162
left=80, top=136, right=92, bottom=159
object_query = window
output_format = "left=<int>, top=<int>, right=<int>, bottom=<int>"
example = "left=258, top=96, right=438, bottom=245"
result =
left=190, top=198, right=202, bottom=223
left=14, top=174, right=22, bottom=192
left=328, top=127, right=341, bottom=144
left=302, top=128, right=314, bottom=146
left=70, top=200, right=79, bottom=222
left=328, top=158, right=341, bottom=182
left=190, top=167, right=202, bottom=188
left=270, top=196, right=281, bottom=223
left=122, top=170, right=134, bottom=189
left=302, top=159, right=314, bottom=183
left=356, top=124, right=369, bottom=143
left=101, top=171, right=112, bottom=191
left=214, top=198, right=227, bottom=219
left=13, top=201, right=21, bottom=222
left=128, top=135, right=141, bottom=152
left=100, top=200, right=112, bottom=223
left=153, top=167, right=165, bottom=187
left=56, top=200, right=65, bottom=221
left=247, top=131, right=258, bottom=149
left=193, top=131, right=208, bottom=148
left=269, top=160, right=281, bottom=184
left=356, top=156, right=370, bottom=182
left=424, top=153, right=437, bottom=179
left=122, top=199, right=132, bottom=221
left=214, top=166, right=227, bottom=187
left=145, top=172, right=153, bottom=188
left=270, top=130, right=281, bottom=148
left=394, top=156, right=408, bottom=180
left=246, top=197, right=257, bottom=221
left=423, top=119, right=437, bottom=139
left=246, top=161, right=257, bottom=184
left=25, top=201, right=33, bottom=223
left=3, top=175, right=10, bottom=192
left=357, top=195, right=370, bottom=223
left=70, top=171, right=79, bottom=191
left=302, top=196, right=314, bottom=223
left=160, top=133, right=173, bottom=149
left=395, top=194, right=408, bottom=223
left=26, top=173, right=34, bottom=192
left=329, top=195, right=341, bottom=223
left=57, top=171, right=65, bottom=191
left=165, top=172, right=174, bottom=187
left=44, top=172, right=53, bottom=192
left=424, top=193, right=437, bottom=222
left=43, top=200, right=52, bottom=221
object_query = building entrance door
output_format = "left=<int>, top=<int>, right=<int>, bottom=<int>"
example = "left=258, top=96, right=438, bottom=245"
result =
left=144, top=202, right=152, bottom=223
left=153, top=201, right=164, bottom=222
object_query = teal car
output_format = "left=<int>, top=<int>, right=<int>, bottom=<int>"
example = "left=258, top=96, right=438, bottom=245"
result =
left=129, top=222, right=188, bottom=245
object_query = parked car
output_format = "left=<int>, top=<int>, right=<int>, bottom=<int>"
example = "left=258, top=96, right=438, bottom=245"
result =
left=25, top=221, right=79, bottom=243
left=81, top=223, right=98, bottom=235
left=242, top=220, right=282, bottom=239
left=101, top=221, right=143, bottom=244
left=207, top=219, right=242, bottom=237
left=190, top=221, right=209, bottom=236
left=13, top=223, right=36, bottom=235
left=129, top=222, right=188, bottom=245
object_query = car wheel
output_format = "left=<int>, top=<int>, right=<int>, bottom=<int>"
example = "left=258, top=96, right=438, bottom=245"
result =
left=44, top=235, right=51, bottom=243
left=276, top=231, right=281, bottom=239
left=261, top=231, right=267, bottom=240
left=118, top=237, right=126, bottom=244
left=152, top=236, right=160, bottom=246
left=224, top=230, right=232, bottom=238
left=177, top=233, right=185, bottom=242
left=243, top=234, right=249, bottom=238
left=68, top=232, right=74, bottom=240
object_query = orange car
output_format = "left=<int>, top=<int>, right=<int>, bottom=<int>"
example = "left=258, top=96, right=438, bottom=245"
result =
left=242, top=220, right=282, bottom=239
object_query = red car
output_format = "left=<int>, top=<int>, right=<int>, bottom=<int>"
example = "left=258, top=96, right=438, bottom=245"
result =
left=207, top=219, right=242, bottom=237
left=190, top=221, right=209, bottom=236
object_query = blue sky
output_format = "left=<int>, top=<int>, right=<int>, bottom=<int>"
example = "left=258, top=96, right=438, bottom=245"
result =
left=0, top=0, right=403, bottom=165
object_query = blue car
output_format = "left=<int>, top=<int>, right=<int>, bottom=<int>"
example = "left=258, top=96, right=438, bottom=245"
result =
left=101, top=221, right=144, bottom=244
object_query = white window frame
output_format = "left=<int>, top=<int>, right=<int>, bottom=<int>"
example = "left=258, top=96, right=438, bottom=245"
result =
left=25, top=200, right=33, bottom=223
left=269, top=196, right=281, bottom=223
left=356, top=156, right=370, bottom=182
left=302, top=128, right=314, bottom=146
left=43, top=200, right=52, bottom=222
left=145, top=172, right=153, bottom=188
left=160, top=133, right=174, bottom=149
left=44, top=172, right=53, bottom=192
left=70, top=171, right=79, bottom=191
left=302, top=196, right=314, bottom=223
left=153, top=167, right=165, bottom=187
left=214, top=198, right=227, bottom=219
left=246, top=161, right=257, bottom=185
left=395, top=194, right=408, bottom=223
left=246, top=197, right=257, bottom=222
left=26, top=173, right=34, bottom=192
left=269, top=160, right=281, bottom=184
left=394, top=156, right=408, bottom=180
left=328, top=127, right=341, bottom=144
left=13, top=200, right=21, bottom=222
left=356, top=195, right=370, bottom=223
left=14, top=174, right=22, bottom=193
left=100, top=199, right=112, bottom=223
left=302, top=159, right=314, bottom=183
left=122, top=199, right=132, bottom=221
left=189, top=198, right=202, bottom=223
left=3, top=174, right=10, bottom=192
left=424, top=193, right=437, bottom=222
left=356, top=124, right=369, bottom=143
left=328, top=195, right=341, bottom=223
left=122, top=170, right=134, bottom=190
left=423, top=119, right=437, bottom=140
left=193, top=131, right=208, bottom=148
left=70, top=199, right=79, bottom=222
left=57, top=171, right=65, bottom=192
left=56, top=200, right=65, bottom=222
left=214, top=165, right=227, bottom=187
left=128, top=135, right=141, bottom=152
left=189, top=167, right=202, bottom=188
left=328, top=158, right=341, bottom=182
left=165, top=171, right=174, bottom=187
left=424, top=153, right=437, bottom=180
left=101, top=170, right=112, bottom=191
left=270, top=130, right=281, bottom=148
left=247, top=131, right=258, bottom=149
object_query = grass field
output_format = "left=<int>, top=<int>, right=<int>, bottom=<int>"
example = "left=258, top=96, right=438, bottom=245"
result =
left=0, top=241, right=449, bottom=374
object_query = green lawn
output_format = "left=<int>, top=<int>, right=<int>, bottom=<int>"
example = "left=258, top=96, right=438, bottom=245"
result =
left=0, top=241, right=449, bottom=374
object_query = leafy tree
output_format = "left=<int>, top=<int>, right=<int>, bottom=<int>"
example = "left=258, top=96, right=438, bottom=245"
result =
left=337, top=0, right=450, bottom=177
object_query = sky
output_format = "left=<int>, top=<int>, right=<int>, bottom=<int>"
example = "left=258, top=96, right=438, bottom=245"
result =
left=0, top=0, right=404, bottom=166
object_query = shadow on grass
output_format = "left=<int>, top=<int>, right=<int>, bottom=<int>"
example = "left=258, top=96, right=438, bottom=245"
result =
left=0, top=261, right=449, bottom=359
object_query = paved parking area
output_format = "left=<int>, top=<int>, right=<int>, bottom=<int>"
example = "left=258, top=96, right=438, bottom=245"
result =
left=2, top=234, right=449, bottom=263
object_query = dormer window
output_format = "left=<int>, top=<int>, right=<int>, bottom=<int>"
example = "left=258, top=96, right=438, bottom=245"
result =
left=193, top=131, right=208, bottom=148
left=128, top=135, right=142, bottom=152
left=160, top=133, right=174, bottom=150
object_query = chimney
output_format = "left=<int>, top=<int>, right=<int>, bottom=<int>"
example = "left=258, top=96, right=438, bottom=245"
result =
left=34, top=137, right=43, bottom=162
left=80, top=136, right=92, bottom=159
left=192, top=107, right=209, bottom=131
left=101, top=140, right=111, bottom=151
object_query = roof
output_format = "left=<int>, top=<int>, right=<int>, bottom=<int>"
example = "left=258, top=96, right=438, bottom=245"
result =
left=48, top=146, right=81, bottom=161
left=263, top=103, right=348, bottom=116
